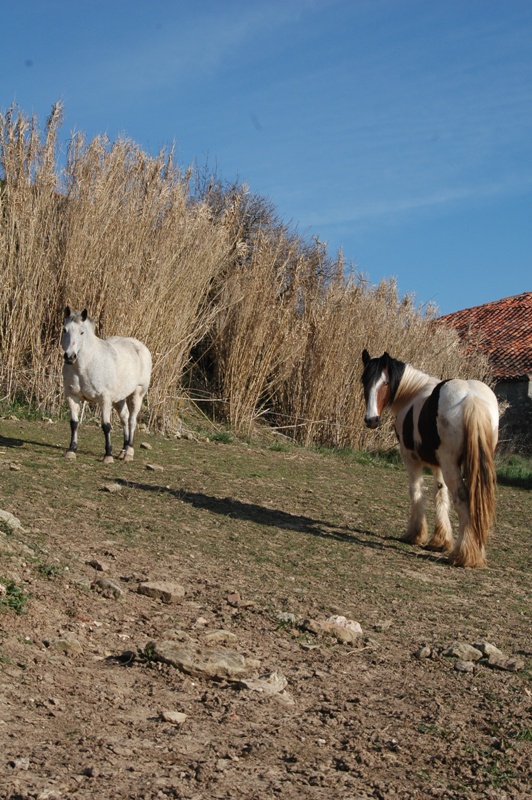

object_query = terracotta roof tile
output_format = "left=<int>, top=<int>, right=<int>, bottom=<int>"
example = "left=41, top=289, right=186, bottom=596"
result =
left=438, top=292, right=532, bottom=381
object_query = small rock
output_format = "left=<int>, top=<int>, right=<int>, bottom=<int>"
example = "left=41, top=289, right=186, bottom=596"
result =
left=43, top=637, right=83, bottom=655
left=101, top=482, right=122, bottom=493
left=414, top=645, right=433, bottom=659
left=92, top=577, right=124, bottom=599
left=203, top=630, right=238, bottom=645
left=8, top=757, right=30, bottom=770
left=146, top=463, right=164, bottom=472
left=9, top=463, right=21, bottom=471
left=277, top=612, right=297, bottom=625
left=472, top=641, right=504, bottom=658
left=138, top=581, right=185, bottom=604
left=160, top=710, right=187, bottom=725
left=486, top=653, right=525, bottom=672
left=454, top=659, right=475, bottom=673
left=140, top=442, right=153, bottom=450
left=442, top=642, right=483, bottom=662
left=87, top=559, right=108, bottom=572
left=0, top=509, right=24, bottom=532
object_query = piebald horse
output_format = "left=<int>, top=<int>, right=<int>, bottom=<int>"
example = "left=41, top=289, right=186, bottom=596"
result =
left=62, top=307, right=152, bottom=463
left=361, top=350, right=498, bottom=568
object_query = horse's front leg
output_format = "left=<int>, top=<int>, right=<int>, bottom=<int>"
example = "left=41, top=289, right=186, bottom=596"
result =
left=101, top=398, right=114, bottom=464
left=400, top=453, right=428, bottom=545
left=65, top=396, right=80, bottom=459
left=114, top=400, right=130, bottom=460
left=425, top=467, right=454, bottom=551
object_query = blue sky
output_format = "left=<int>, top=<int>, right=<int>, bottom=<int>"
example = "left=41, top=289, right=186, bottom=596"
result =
left=2, top=0, right=531, bottom=315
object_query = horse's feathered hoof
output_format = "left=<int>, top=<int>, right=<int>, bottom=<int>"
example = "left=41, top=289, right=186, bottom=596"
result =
left=123, top=453, right=134, bottom=462
left=103, top=455, right=114, bottom=464
left=65, top=450, right=77, bottom=460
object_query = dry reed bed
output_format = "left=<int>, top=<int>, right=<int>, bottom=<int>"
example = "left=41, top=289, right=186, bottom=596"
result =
left=0, top=103, right=489, bottom=448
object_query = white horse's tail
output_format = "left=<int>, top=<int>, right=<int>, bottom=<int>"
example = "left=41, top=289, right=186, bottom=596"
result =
left=462, top=395, right=497, bottom=563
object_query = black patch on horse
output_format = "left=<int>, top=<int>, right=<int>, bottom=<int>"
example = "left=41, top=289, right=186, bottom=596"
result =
left=402, top=381, right=449, bottom=465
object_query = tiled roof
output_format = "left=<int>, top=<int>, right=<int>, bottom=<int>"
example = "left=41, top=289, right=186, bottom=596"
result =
left=438, top=292, right=532, bottom=381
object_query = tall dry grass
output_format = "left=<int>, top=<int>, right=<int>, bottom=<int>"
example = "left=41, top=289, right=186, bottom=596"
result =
left=0, top=102, right=490, bottom=448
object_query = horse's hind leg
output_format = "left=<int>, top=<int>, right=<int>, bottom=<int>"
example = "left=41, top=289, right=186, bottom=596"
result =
left=440, top=459, right=486, bottom=568
left=400, top=454, right=428, bottom=545
left=425, top=467, right=454, bottom=552
left=122, top=391, right=144, bottom=461
left=65, top=396, right=80, bottom=459
left=114, top=400, right=130, bottom=460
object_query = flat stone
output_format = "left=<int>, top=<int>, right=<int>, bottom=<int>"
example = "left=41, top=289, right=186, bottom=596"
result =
left=43, top=637, right=83, bottom=655
left=149, top=640, right=259, bottom=680
left=0, top=509, right=24, bottom=532
left=92, top=577, right=124, bottom=599
left=138, top=581, right=185, bottom=604
left=471, top=641, right=504, bottom=658
left=442, top=642, right=483, bottom=662
left=160, top=710, right=187, bottom=725
left=454, top=659, right=475, bottom=673
left=486, top=653, right=525, bottom=672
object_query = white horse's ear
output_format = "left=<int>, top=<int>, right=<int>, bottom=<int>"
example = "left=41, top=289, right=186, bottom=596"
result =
left=81, top=309, right=88, bottom=321
left=362, top=349, right=371, bottom=365
left=64, top=306, right=71, bottom=318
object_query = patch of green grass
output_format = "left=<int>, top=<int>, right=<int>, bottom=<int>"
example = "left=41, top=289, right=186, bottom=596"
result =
left=36, top=562, right=62, bottom=580
left=210, top=430, right=234, bottom=444
left=496, top=454, right=532, bottom=489
left=0, top=579, right=29, bottom=614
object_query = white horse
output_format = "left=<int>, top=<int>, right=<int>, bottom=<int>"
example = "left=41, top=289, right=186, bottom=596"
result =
left=361, top=350, right=499, bottom=568
left=62, top=307, right=152, bottom=463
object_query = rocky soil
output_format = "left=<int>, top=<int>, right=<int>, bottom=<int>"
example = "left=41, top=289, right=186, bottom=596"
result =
left=0, top=418, right=530, bottom=799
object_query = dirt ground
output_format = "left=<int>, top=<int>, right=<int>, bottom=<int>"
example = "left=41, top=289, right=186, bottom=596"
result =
left=0, top=417, right=530, bottom=800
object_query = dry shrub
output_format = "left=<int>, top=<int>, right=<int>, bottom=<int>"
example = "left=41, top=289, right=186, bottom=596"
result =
left=0, top=102, right=489, bottom=449
left=276, top=276, right=490, bottom=450
left=0, top=103, right=232, bottom=429
left=209, top=230, right=309, bottom=433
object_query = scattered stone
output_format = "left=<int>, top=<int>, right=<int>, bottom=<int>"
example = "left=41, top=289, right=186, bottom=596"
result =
left=43, top=637, right=83, bottom=655
left=442, top=642, right=483, bottom=662
left=140, top=442, right=153, bottom=450
left=239, top=671, right=295, bottom=705
left=373, top=619, right=393, bottom=632
left=472, top=641, right=504, bottom=658
left=277, top=612, right=297, bottom=625
left=86, top=559, right=108, bottom=572
left=486, top=653, right=525, bottom=672
left=138, top=580, right=185, bottom=604
left=8, top=757, right=30, bottom=770
left=303, top=616, right=363, bottom=643
left=0, top=509, right=24, bottom=532
left=203, top=629, right=238, bottom=645
left=9, top=463, right=21, bottom=471
left=101, top=482, right=122, bottom=493
left=149, top=640, right=260, bottom=681
left=454, top=659, right=475, bottom=673
left=414, top=645, right=433, bottom=659
left=146, top=463, right=164, bottom=472
left=226, top=590, right=241, bottom=607
left=92, top=576, right=124, bottom=599
left=160, top=710, right=187, bottom=725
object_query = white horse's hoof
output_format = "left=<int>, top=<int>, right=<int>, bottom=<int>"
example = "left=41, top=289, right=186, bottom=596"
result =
left=103, top=455, right=114, bottom=464
left=65, top=450, right=77, bottom=460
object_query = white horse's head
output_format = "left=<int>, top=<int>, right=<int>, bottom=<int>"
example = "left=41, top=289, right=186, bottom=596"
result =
left=62, top=307, right=91, bottom=365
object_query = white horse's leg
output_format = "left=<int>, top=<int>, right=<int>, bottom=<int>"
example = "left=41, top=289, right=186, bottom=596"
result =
left=400, top=454, right=428, bottom=545
left=122, top=391, right=144, bottom=461
left=425, top=467, right=454, bottom=551
left=114, top=400, right=130, bottom=460
left=101, top=397, right=114, bottom=464
left=65, top=396, right=80, bottom=459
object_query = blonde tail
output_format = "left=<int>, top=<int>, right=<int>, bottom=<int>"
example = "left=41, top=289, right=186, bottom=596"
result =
left=462, top=396, right=497, bottom=565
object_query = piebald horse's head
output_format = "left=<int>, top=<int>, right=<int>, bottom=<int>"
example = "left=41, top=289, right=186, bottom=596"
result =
left=61, top=306, right=90, bottom=365
left=361, top=349, right=405, bottom=429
